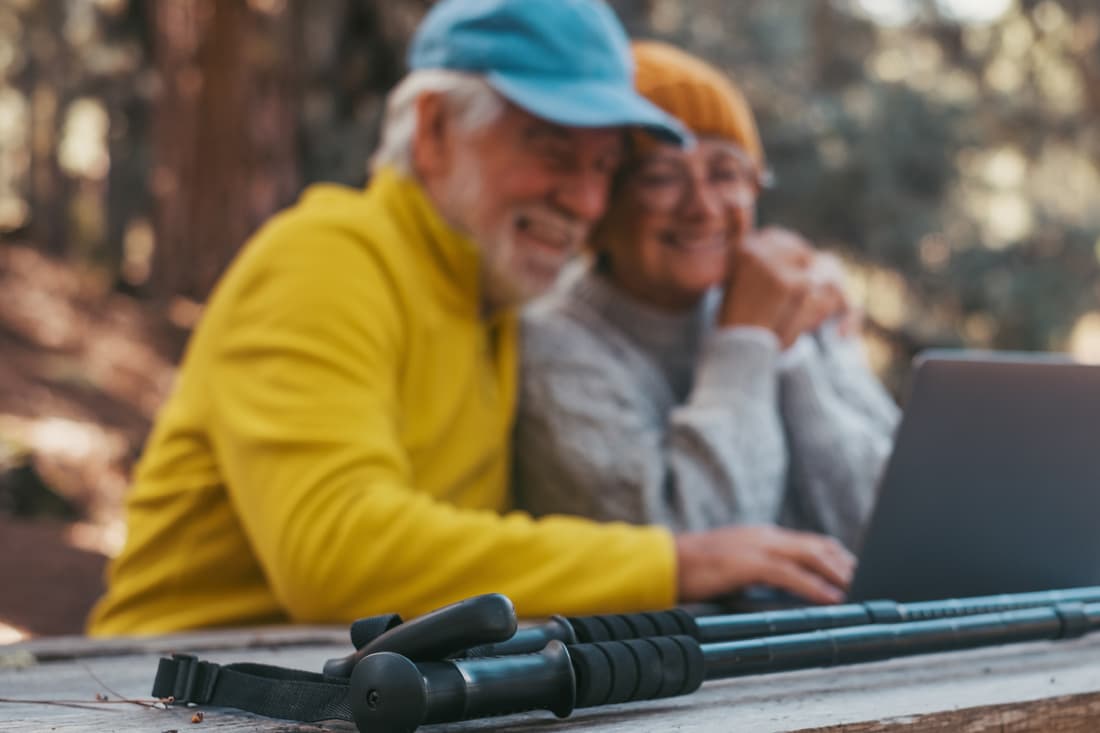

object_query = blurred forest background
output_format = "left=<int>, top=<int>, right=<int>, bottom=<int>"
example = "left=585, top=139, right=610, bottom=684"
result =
left=2, top=0, right=1100, bottom=638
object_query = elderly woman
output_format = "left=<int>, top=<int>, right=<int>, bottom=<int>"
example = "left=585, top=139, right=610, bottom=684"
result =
left=515, top=42, right=898, bottom=552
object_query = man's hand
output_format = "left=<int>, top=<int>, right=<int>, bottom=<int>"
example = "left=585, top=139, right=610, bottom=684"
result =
left=674, top=525, right=855, bottom=605
left=720, top=227, right=853, bottom=348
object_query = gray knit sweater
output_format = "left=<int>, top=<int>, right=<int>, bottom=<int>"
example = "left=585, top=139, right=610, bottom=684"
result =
left=515, top=264, right=899, bottom=551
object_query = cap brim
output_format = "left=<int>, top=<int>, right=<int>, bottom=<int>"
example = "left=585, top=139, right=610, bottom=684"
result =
left=486, top=72, right=692, bottom=147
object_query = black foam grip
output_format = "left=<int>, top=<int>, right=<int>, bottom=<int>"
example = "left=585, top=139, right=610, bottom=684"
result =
left=602, top=614, right=635, bottom=642
left=566, top=615, right=598, bottom=642
left=626, top=613, right=660, bottom=638
left=603, top=640, right=639, bottom=704
left=570, top=643, right=612, bottom=708
left=567, top=609, right=700, bottom=643
left=628, top=639, right=663, bottom=701
left=649, top=609, right=698, bottom=638
left=569, top=635, right=704, bottom=709
left=647, top=636, right=692, bottom=698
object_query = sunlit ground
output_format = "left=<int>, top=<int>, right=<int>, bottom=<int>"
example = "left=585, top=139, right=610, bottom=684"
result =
left=0, top=621, right=29, bottom=645
left=0, top=414, right=130, bottom=529
left=0, top=244, right=182, bottom=522
left=0, top=245, right=185, bottom=637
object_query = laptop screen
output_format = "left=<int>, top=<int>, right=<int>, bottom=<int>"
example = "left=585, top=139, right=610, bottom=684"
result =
left=848, top=351, right=1100, bottom=602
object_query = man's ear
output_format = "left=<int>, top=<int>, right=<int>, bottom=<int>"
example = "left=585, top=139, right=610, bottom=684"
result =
left=412, top=92, right=451, bottom=181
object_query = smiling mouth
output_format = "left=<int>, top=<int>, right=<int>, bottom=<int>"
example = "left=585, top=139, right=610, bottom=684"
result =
left=659, top=232, right=726, bottom=253
left=516, top=214, right=576, bottom=254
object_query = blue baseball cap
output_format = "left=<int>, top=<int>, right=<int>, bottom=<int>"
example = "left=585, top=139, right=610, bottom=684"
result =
left=408, top=0, right=691, bottom=145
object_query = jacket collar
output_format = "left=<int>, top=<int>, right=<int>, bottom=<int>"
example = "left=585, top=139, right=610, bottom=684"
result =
left=371, top=166, right=485, bottom=318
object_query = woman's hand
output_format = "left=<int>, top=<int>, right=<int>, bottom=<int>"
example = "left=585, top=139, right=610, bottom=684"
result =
left=719, top=227, right=852, bottom=348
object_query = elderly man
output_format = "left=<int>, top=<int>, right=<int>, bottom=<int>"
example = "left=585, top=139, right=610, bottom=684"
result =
left=88, top=0, right=852, bottom=636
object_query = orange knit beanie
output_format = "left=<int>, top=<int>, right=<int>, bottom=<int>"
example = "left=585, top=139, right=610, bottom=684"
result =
left=631, top=40, right=764, bottom=165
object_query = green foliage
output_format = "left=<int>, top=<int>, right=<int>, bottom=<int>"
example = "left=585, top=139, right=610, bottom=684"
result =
left=645, top=0, right=1100, bottom=388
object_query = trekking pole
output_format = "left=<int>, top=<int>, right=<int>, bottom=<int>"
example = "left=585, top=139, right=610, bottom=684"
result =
left=349, top=599, right=1100, bottom=733
left=153, top=591, right=1100, bottom=732
left=452, top=584, right=1100, bottom=658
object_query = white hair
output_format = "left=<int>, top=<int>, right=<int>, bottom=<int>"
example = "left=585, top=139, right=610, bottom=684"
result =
left=370, top=70, right=506, bottom=177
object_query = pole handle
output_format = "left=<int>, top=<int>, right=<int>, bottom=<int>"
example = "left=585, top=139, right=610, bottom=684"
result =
left=349, top=641, right=575, bottom=733
left=324, top=593, right=516, bottom=677
left=462, top=615, right=576, bottom=657
left=348, top=635, right=706, bottom=733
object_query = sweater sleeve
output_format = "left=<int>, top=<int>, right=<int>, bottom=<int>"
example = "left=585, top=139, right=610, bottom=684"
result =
left=205, top=234, right=675, bottom=622
left=777, top=326, right=900, bottom=550
left=516, top=319, right=789, bottom=532
left=817, top=319, right=903, bottom=429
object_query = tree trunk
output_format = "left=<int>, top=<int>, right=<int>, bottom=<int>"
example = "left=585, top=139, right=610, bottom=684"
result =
left=25, top=0, right=70, bottom=257
left=148, top=0, right=300, bottom=302
left=105, top=1, right=154, bottom=291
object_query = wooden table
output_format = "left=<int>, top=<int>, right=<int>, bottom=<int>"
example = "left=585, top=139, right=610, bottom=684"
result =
left=4, top=626, right=1100, bottom=732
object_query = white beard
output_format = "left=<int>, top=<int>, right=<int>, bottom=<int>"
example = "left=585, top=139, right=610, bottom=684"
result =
left=438, top=155, right=558, bottom=313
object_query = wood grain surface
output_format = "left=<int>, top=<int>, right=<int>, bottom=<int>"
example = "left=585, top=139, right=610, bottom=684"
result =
left=3, top=629, right=1100, bottom=731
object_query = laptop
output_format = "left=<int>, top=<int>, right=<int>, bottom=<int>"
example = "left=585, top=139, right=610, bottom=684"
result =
left=846, top=349, right=1100, bottom=602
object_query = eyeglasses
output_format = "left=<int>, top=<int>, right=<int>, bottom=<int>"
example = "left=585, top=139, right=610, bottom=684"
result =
left=625, top=143, right=771, bottom=213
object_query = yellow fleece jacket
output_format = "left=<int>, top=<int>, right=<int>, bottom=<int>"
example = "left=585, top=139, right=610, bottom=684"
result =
left=88, top=168, right=676, bottom=636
